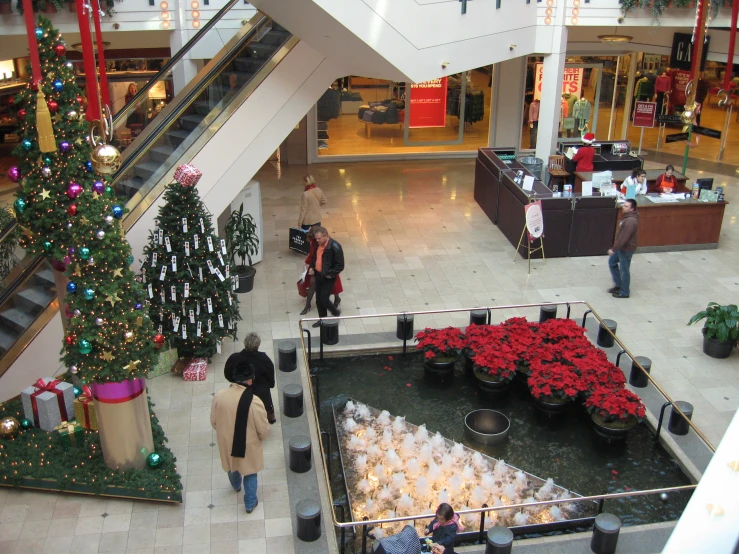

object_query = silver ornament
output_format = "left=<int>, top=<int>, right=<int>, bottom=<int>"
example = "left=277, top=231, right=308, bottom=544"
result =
left=87, top=257, right=95, bottom=265
left=74, top=309, right=81, bottom=317
left=67, top=110, right=77, bottom=120
left=105, top=215, right=114, bottom=225
left=95, top=317, right=103, bottom=326
left=67, top=222, right=73, bottom=228
left=66, top=62, right=73, bottom=69
left=41, top=167, right=51, bottom=177
left=96, top=230, right=105, bottom=239
left=69, top=365, right=78, bottom=374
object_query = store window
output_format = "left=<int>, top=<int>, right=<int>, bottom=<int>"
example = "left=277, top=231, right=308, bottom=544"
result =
left=314, top=67, right=491, bottom=157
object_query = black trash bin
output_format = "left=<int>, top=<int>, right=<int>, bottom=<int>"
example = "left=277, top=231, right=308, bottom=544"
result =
left=282, top=384, right=304, bottom=418
left=320, top=319, right=339, bottom=345
left=278, top=341, right=297, bottom=372
left=596, top=319, right=617, bottom=348
left=396, top=314, right=414, bottom=340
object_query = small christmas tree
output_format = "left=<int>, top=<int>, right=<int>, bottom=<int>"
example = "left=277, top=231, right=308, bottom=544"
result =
left=141, top=165, right=240, bottom=359
left=11, top=16, right=90, bottom=265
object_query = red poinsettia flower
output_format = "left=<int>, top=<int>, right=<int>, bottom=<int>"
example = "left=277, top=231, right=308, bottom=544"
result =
left=415, top=327, right=466, bottom=358
left=472, top=341, right=518, bottom=381
left=527, top=361, right=588, bottom=401
left=584, top=386, right=646, bottom=423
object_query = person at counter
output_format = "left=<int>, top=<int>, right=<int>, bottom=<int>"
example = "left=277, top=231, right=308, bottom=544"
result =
left=622, top=168, right=648, bottom=196
left=655, top=165, right=677, bottom=193
left=572, top=133, right=596, bottom=172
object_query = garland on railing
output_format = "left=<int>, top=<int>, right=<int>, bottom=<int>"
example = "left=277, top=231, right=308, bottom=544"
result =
left=620, top=0, right=727, bottom=21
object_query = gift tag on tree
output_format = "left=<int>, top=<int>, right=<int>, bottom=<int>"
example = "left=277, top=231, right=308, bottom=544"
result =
left=227, top=319, right=233, bottom=330
left=196, top=321, right=202, bottom=337
left=217, top=252, right=225, bottom=266
left=184, top=282, right=190, bottom=298
left=158, top=230, right=164, bottom=245
left=186, top=263, right=193, bottom=278
left=198, top=267, right=203, bottom=282
left=181, top=301, right=186, bottom=315
left=159, top=265, right=167, bottom=281
left=200, top=218, right=205, bottom=233
left=208, top=319, right=212, bottom=333
left=207, top=297, right=213, bottom=313
left=148, top=284, right=153, bottom=299
left=158, top=324, right=163, bottom=333
left=182, top=218, right=188, bottom=233
left=207, top=236, right=214, bottom=252
left=225, top=266, right=230, bottom=279
left=173, top=316, right=180, bottom=332
left=152, top=252, right=157, bottom=266
left=215, top=268, right=225, bottom=282
left=159, top=311, right=164, bottom=323
left=171, top=256, right=177, bottom=272
left=142, top=272, right=147, bottom=284
left=220, top=239, right=227, bottom=255
left=216, top=341, right=222, bottom=354
left=193, top=235, right=199, bottom=250
left=218, top=314, right=224, bottom=327
left=165, top=236, right=172, bottom=253
left=184, top=242, right=190, bottom=257
left=181, top=325, right=187, bottom=340
left=160, top=290, right=166, bottom=304
left=196, top=300, right=201, bottom=315
left=206, top=259, right=215, bottom=274
left=170, top=285, right=177, bottom=301
left=189, top=309, right=195, bottom=324
left=227, top=292, right=232, bottom=306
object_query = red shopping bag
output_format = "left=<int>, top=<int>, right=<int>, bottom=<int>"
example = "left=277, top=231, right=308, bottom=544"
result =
left=297, top=274, right=312, bottom=298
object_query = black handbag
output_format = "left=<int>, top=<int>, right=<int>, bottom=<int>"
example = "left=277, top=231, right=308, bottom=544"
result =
left=289, top=227, right=310, bottom=255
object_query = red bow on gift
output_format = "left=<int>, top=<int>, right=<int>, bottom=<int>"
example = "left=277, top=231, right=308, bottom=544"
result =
left=79, top=385, right=93, bottom=402
left=34, top=378, right=61, bottom=392
left=30, top=378, right=67, bottom=428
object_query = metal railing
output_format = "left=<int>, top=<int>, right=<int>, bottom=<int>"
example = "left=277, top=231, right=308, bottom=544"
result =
left=295, top=300, right=711, bottom=547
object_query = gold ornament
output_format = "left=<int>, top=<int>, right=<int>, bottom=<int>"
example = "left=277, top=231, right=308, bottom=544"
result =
left=136, top=316, right=143, bottom=327
left=0, top=417, right=20, bottom=439
left=90, top=143, right=122, bottom=175
left=101, top=351, right=114, bottom=362
left=112, top=268, right=123, bottom=278
left=106, top=293, right=121, bottom=307
left=681, top=102, right=697, bottom=125
left=91, top=192, right=101, bottom=200
left=73, top=264, right=82, bottom=277
left=124, top=331, right=134, bottom=343
left=39, top=188, right=51, bottom=200
left=123, top=359, right=142, bottom=371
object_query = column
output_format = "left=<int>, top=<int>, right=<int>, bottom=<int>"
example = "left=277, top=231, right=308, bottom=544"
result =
left=169, top=23, right=198, bottom=95
left=535, top=24, right=568, bottom=162
left=489, top=57, right=527, bottom=147
left=620, top=52, right=638, bottom=140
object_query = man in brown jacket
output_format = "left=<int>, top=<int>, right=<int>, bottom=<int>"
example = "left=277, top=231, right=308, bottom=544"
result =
left=210, top=363, right=270, bottom=513
left=607, top=199, right=638, bottom=299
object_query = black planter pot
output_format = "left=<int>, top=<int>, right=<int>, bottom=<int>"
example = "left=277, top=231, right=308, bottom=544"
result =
left=591, top=414, right=637, bottom=442
left=534, top=396, right=571, bottom=416
left=702, top=328, right=736, bottom=359
left=464, top=353, right=475, bottom=374
left=474, top=372, right=511, bottom=398
left=424, top=356, right=457, bottom=377
left=235, top=266, right=256, bottom=294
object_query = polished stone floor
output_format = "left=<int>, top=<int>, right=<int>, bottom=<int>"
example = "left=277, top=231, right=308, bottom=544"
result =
left=0, top=156, right=736, bottom=554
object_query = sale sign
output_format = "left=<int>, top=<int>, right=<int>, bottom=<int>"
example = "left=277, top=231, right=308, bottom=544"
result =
left=525, top=201, right=544, bottom=242
left=671, top=70, right=691, bottom=105
left=632, top=101, right=657, bottom=128
left=534, top=64, right=584, bottom=101
left=409, top=77, right=448, bottom=128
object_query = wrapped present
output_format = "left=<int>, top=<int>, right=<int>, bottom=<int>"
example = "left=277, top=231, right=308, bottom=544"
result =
left=173, top=164, right=202, bottom=188
left=183, top=358, right=208, bottom=381
left=147, top=348, right=178, bottom=379
left=73, top=385, right=97, bottom=430
left=21, top=378, right=75, bottom=432
left=55, top=421, right=84, bottom=451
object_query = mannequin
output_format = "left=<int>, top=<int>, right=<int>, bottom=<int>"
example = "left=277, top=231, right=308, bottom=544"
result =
left=529, top=99, right=540, bottom=148
left=572, top=92, right=591, bottom=135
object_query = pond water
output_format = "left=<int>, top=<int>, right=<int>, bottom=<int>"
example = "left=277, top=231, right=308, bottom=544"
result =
left=312, top=351, right=692, bottom=534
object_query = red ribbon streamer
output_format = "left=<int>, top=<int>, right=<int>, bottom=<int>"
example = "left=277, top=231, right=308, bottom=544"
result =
left=90, top=0, right=111, bottom=110
left=78, top=385, right=93, bottom=428
left=30, top=378, right=68, bottom=427
left=22, top=0, right=42, bottom=84
left=76, top=0, right=101, bottom=122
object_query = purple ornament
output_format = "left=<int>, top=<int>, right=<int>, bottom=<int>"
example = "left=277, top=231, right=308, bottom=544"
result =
left=63, top=255, right=72, bottom=265
left=135, top=303, right=143, bottom=310
left=68, top=247, right=75, bottom=255
left=60, top=141, right=71, bottom=153
left=8, top=166, right=20, bottom=183
left=93, top=181, right=105, bottom=194
left=66, top=182, right=82, bottom=199
left=65, top=305, right=74, bottom=318
left=51, top=259, right=67, bottom=271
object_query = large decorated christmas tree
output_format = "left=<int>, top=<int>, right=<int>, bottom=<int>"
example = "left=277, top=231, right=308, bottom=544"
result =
left=141, top=165, right=240, bottom=359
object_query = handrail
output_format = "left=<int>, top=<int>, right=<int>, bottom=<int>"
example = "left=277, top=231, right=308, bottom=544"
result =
left=0, top=254, right=45, bottom=307
left=297, top=300, right=713, bottom=532
left=0, top=220, right=17, bottom=244
left=112, top=0, right=242, bottom=126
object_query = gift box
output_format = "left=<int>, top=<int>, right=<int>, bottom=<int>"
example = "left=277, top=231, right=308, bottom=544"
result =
left=147, top=348, right=178, bottom=379
left=173, top=164, right=202, bottom=188
left=55, top=421, right=84, bottom=451
left=183, top=358, right=208, bottom=381
left=21, top=378, right=75, bottom=432
left=73, top=385, right=98, bottom=430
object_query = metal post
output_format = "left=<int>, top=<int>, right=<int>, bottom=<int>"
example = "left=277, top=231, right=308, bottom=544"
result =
left=479, top=504, right=488, bottom=543
left=362, top=518, right=369, bottom=554
left=598, top=498, right=605, bottom=514
left=681, top=126, right=692, bottom=176
left=581, top=309, right=592, bottom=328
left=486, top=308, right=492, bottom=324
left=615, top=349, right=627, bottom=367
left=320, top=430, right=331, bottom=480
left=319, top=321, right=324, bottom=360
left=311, top=373, right=320, bottom=419
left=638, top=126, right=645, bottom=155
left=608, top=55, right=621, bottom=140
left=655, top=401, right=672, bottom=444
left=565, top=302, right=571, bottom=320
left=302, top=328, right=312, bottom=361
left=403, top=314, right=408, bottom=355
left=718, top=91, right=733, bottom=160
left=334, top=503, right=346, bottom=554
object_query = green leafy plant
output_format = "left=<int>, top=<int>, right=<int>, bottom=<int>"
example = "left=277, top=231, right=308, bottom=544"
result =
left=225, top=203, right=259, bottom=270
left=688, top=302, right=739, bottom=343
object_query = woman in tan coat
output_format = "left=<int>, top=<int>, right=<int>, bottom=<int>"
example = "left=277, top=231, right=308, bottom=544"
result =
left=210, top=364, right=270, bottom=513
left=297, top=174, right=328, bottom=230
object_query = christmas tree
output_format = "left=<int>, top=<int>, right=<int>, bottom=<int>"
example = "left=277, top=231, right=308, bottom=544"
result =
left=11, top=16, right=91, bottom=265
left=141, top=165, right=240, bottom=359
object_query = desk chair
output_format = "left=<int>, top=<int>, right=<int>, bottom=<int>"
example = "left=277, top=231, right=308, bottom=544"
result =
left=547, top=155, right=570, bottom=190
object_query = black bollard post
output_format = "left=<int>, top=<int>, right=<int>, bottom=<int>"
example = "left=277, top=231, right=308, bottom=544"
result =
left=590, top=513, right=621, bottom=554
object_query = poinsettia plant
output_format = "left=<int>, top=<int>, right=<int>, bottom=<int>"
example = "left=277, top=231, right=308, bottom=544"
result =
left=472, top=342, right=518, bottom=382
left=415, top=327, right=466, bottom=360
left=527, top=360, right=588, bottom=402
left=465, top=325, right=505, bottom=356
left=585, top=387, right=646, bottom=424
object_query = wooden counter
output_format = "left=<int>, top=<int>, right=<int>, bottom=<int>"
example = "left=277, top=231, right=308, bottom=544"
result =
left=616, top=197, right=728, bottom=250
left=574, top=170, right=689, bottom=195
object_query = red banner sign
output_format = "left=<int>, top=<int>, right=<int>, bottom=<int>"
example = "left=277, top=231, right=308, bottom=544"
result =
left=670, top=70, right=691, bottom=105
left=632, top=101, right=657, bottom=128
left=409, top=77, right=447, bottom=128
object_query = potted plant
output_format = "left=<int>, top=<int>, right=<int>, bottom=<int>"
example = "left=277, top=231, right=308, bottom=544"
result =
left=527, top=360, right=586, bottom=415
left=414, top=326, right=466, bottom=376
left=688, top=302, right=738, bottom=359
left=502, top=317, right=539, bottom=379
left=585, top=387, right=646, bottom=441
left=471, top=341, right=517, bottom=397
left=463, top=324, right=495, bottom=373
left=225, top=203, right=259, bottom=294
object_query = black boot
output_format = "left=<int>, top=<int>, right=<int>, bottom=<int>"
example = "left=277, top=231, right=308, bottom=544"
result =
left=299, top=301, right=311, bottom=315
left=267, top=408, right=276, bottom=424
left=333, top=295, right=341, bottom=309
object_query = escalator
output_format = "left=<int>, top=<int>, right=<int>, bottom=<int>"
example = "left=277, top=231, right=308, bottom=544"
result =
left=0, top=5, right=302, bottom=380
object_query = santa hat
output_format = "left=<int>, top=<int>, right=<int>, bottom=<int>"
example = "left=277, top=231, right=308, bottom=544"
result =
left=581, top=133, right=595, bottom=145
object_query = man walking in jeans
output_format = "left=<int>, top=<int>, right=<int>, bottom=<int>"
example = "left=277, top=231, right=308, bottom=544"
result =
left=308, top=226, right=344, bottom=328
left=608, top=199, right=639, bottom=299
left=211, top=363, right=270, bottom=513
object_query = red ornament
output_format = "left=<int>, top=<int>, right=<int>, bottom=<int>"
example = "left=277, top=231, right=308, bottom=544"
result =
left=30, top=83, right=38, bottom=92
left=67, top=204, right=77, bottom=216
left=65, top=335, right=76, bottom=346
left=54, top=44, right=66, bottom=56
left=76, top=95, right=84, bottom=105
left=154, top=333, right=165, bottom=344
left=17, top=109, right=27, bottom=120
left=48, top=100, right=59, bottom=113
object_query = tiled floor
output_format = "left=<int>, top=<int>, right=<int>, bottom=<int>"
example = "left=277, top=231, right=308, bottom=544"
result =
left=0, top=155, right=737, bottom=553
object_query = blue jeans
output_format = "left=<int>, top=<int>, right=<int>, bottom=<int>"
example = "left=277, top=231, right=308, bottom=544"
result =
left=608, top=250, right=633, bottom=296
left=228, top=471, right=258, bottom=510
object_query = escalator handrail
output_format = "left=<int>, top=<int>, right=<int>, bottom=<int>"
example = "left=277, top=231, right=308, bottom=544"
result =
left=0, top=254, right=46, bottom=308
left=112, top=0, right=241, bottom=127
left=111, top=13, right=273, bottom=184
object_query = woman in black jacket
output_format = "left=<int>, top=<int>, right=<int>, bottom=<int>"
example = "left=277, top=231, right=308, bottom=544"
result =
left=224, top=332, right=276, bottom=424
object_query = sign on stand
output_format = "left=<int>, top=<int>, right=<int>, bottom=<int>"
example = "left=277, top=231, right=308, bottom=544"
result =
left=692, top=125, right=722, bottom=139
left=658, top=114, right=684, bottom=125
left=515, top=201, right=545, bottom=274
left=408, top=77, right=448, bottom=128
left=632, top=101, right=657, bottom=154
left=666, top=132, right=689, bottom=143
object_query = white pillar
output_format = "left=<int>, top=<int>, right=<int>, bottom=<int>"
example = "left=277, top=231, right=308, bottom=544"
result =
left=535, top=25, right=568, bottom=162
left=620, top=52, right=638, bottom=140
left=490, top=58, right=526, bottom=148
left=169, top=10, right=198, bottom=96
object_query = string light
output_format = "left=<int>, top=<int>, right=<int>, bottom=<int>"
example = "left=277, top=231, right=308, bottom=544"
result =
left=192, top=20, right=201, bottom=28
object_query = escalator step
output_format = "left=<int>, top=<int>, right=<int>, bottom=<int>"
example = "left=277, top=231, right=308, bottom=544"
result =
left=134, top=161, right=159, bottom=181
left=16, top=286, right=54, bottom=314
left=149, top=145, right=176, bottom=163
left=0, top=328, right=17, bottom=354
left=179, top=114, right=205, bottom=131
left=165, top=129, right=190, bottom=144
left=0, top=307, right=36, bottom=332
left=35, top=267, right=55, bottom=287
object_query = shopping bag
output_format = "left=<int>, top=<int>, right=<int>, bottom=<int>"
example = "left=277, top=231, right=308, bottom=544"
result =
left=289, top=227, right=310, bottom=255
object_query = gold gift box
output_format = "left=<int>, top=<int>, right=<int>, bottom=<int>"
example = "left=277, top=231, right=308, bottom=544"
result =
left=73, top=395, right=98, bottom=431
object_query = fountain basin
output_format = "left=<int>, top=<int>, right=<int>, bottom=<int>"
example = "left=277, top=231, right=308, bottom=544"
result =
left=465, top=409, right=510, bottom=445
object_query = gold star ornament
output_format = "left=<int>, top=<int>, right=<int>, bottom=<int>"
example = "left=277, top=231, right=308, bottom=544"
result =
left=39, top=188, right=51, bottom=200
left=101, top=351, right=114, bottom=362
left=106, top=293, right=121, bottom=307
left=112, top=268, right=123, bottom=278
